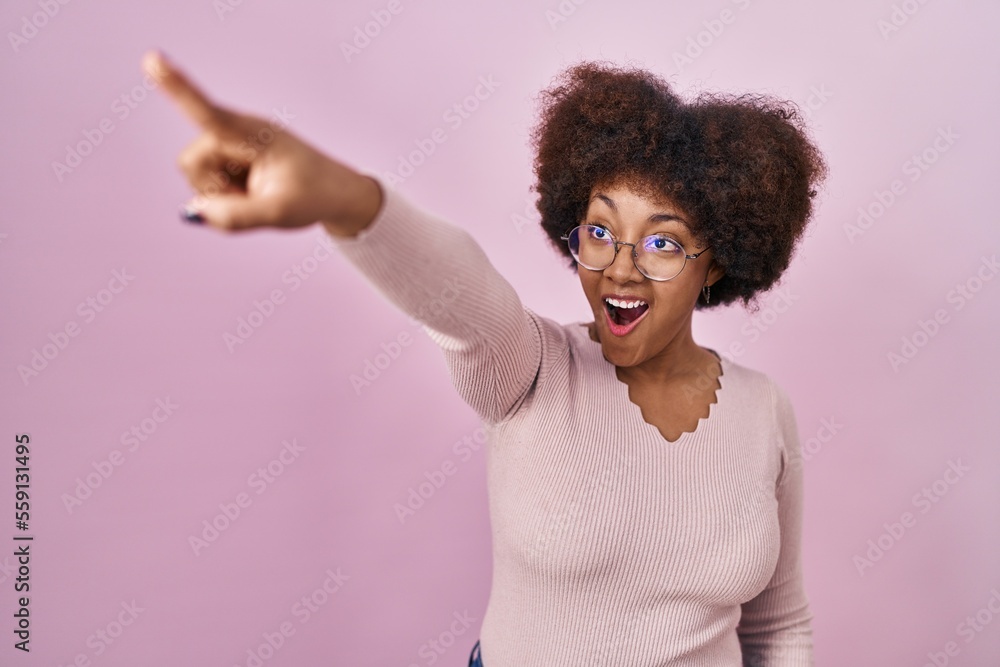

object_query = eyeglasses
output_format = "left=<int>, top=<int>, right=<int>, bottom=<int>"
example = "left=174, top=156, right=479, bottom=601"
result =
left=560, top=225, right=710, bottom=282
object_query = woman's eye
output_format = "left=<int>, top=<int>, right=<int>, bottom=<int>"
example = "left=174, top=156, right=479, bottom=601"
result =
left=645, top=236, right=680, bottom=253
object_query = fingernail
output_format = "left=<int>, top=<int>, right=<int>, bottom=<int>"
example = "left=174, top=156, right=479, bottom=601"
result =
left=180, top=204, right=205, bottom=224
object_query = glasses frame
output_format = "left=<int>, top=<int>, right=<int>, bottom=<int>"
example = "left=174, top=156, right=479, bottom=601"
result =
left=559, top=224, right=711, bottom=282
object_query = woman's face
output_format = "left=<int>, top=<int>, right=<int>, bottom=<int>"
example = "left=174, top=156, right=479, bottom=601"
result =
left=577, top=179, right=724, bottom=368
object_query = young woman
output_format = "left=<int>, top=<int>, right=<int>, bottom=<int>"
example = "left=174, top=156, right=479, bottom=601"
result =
left=145, top=50, right=827, bottom=666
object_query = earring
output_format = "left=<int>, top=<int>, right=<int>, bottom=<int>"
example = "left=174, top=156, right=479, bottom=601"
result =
left=702, top=283, right=711, bottom=304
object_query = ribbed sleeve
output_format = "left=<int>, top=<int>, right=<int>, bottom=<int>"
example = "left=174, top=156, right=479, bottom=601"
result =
left=326, top=173, right=542, bottom=425
left=736, top=382, right=814, bottom=666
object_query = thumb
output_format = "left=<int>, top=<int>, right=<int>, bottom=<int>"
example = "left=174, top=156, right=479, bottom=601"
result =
left=182, top=193, right=283, bottom=231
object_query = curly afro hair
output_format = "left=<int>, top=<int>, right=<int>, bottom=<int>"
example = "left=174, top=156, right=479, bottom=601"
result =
left=529, top=60, right=828, bottom=312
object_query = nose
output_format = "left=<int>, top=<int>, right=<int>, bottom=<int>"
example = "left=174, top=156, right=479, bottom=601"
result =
left=606, top=240, right=644, bottom=281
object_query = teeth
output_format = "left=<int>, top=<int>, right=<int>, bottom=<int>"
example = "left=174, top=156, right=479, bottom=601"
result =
left=605, top=297, right=647, bottom=309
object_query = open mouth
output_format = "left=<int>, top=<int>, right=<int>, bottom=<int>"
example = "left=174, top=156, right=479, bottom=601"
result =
left=604, top=297, right=650, bottom=331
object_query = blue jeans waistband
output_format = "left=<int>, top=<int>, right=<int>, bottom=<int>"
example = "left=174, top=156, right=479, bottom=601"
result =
left=468, top=638, right=482, bottom=667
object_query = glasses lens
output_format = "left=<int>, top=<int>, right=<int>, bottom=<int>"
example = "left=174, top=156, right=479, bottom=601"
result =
left=636, top=235, right=685, bottom=280
left=570, top=225, right=615, bottom=269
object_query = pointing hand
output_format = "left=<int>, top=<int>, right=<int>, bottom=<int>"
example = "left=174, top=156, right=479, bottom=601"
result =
left=143, top=50, right=380, bottom=233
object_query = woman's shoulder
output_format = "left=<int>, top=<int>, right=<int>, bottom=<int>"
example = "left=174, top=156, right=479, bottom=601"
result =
left=717, top=353, right=772, bottom=388
left=713, top=356, right=800, bottom=463
left=713, top=353, right=796, bottom=416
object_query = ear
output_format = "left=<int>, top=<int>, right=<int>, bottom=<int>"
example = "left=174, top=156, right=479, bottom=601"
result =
left=706, top=259, right=726, bottom=287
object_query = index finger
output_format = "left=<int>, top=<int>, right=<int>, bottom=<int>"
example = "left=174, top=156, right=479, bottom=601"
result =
left=142, top=50, right=233, bottom=132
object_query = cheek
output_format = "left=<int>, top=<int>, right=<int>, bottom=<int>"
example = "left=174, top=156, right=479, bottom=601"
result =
left=578, top=266, right=598, bottom=291
left=651, top=280, right=698, bottom=312
left=578, top=271, right=605, bottom=313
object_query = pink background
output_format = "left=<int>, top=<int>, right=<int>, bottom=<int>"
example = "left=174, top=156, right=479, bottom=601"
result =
left=3, top=0, right=999, bottom=665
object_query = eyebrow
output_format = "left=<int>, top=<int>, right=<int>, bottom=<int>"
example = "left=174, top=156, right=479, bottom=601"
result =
left=590, top=193, right=690, bottom=227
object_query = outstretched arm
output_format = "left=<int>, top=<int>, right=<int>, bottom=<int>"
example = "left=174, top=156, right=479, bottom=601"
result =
left=145, top=50, right=542, bottom=424
left=326, top=174, right=543, bottom=425
left=736, top=382, right=815, bottom=666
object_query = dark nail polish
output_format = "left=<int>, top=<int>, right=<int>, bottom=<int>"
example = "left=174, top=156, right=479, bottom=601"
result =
left=180, top=205, right=205, bottom=224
